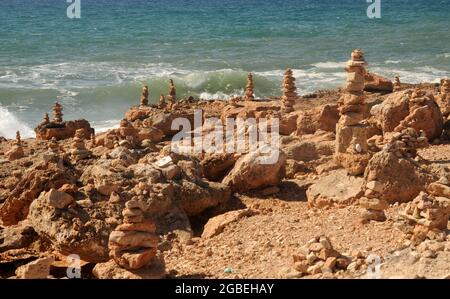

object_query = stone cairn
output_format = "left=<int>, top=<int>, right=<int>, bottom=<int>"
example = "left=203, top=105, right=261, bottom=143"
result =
left=244, top=72, right=255, bottom=101
left=118, top=119, right=138, bottom=147
left=108, top=198, right=159, bottom=270
left=140, top=85, right=149, bottom=106
left=52, top=102, right=63, bottom=123
left=6, top=131, right=24, bottom=161
left=48, top=137, right=60, bottom=154
left=334, top=49, right=370, bottom=175
left=42, top=113, right=50, bottom=125
left=292, top=235, right=352, bottom=277
left=384, top=127, right=428, bottom=159
left=393, top=89, right=434, bottom=134
left=280, top=68, right=297, bottom=113
left=358, top=128, right=428, bottom=223
left=399, top=190, right=450, bottom=240
left=168, top=79, right=176, bottom=109
left=158, top=94, right=166, bottom=109
left=15, top=131, right=22, bottom=146
left=437, top=78, right=450, bottom=117
left=69, top=129, right=91, bottom=160
left=393, top=75, right=401, bottom=92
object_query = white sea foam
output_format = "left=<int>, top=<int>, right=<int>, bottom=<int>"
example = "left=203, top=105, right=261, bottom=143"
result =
left=311, top=61, right=346, bottom=69
left=91, top=119, right=120, bottom=133
left=0, top=106, right=35, bottom=139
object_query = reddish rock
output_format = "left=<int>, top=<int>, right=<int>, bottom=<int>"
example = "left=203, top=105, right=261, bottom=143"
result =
left=35, top=119, right=93, bottom=141
left=364, top=72, right=393, bottom=93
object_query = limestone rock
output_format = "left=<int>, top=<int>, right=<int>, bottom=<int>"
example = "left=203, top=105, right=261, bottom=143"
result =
left=202, top=208, right=257, bottom=238
left=15, top=257, right=54, bottom=279
left=371, top=90, right=443, bottom=140
left=364, top=150, right=433, bottom=203
left=306, top=169, right=364, bottom=208
left=47, top=189, right=74, bottom=209
left=92, top=258, right=165, bottom=279
left=364, top=72, right=393, bottom=93
left=222, top=145, right=286, bottom=193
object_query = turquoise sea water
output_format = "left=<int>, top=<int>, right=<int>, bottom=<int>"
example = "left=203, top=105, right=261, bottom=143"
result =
left=0, top=0, right=449, bottom=138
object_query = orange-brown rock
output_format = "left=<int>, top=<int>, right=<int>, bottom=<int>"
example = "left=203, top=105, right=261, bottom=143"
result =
left=296, top=104, right=339, bottom=135
left=140, top=85, right=149, bottom=106
left=436, top=78, right=450, bottom=117
left=370, top=89, right=443, bottom=140
left=364, top=72, right=393, bottom=93
left=35, top=118, right=94, bottom=141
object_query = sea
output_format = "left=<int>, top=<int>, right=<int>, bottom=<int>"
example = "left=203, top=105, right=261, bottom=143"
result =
left=0, top=0, right=449, bottom=138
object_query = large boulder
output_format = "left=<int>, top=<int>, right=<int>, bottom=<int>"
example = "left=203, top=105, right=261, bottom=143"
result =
left=222, top=145, right=286, bottom=193
left=296, top=105, right=339, bottom=135
left=0, top=163, right=77, bottom=226
left=364, top=150, right=434, bottom=203
left=371, top=90, right=443, bottom=140
left=35, top=119, right=93, bottom=141
left=28, top=189, right=120, bottom=262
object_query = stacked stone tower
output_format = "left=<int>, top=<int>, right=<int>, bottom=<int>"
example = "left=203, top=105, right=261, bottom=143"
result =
left=334, top=49, right=370, bottom=175
left=140, top=85, right=149, bottom=106
left=244, top=73, right=255, bottom=101
left=52, top=102, right=63, bottom=123
left=393, top=75, right=401, bottom=92
left=69, top=129, right=91, bottom=160
left=280, top=69, right=297, bottom=113
left=437, top=78, right=450, bottom=117
left=108, top=199, right=159, bottom=269
left=168, top=79, right=176, bottom=108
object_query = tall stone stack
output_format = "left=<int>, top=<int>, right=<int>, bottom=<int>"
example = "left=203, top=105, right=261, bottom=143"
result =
left=69, top=129, right=91, bottom=160
left=140, top=85, right=149, bottom=106
left=437, top=78, right=450, bottom=117
left=168, top=79, right=176, bottom=109
left=393, top=75, right=401, bottom=92
left=108, top=199, right=159, bottom=270
left=280, top=69, right=297, bottom=113
left=244, top=73, right=255, bottom=101
left=334, top=49, right=370, bottom=175
left=52, top=102, right=63, bottom=123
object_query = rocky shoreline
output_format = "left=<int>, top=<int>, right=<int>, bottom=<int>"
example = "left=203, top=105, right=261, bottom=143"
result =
left=0, top=50, right=449, bottom=279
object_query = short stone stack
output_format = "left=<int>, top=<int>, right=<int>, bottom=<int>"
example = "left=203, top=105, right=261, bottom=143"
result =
left=69, top=129, right=91, bottom=160
left=393, top=75, right=401, bottom=92
left=140, top=85, right=149, bottom=106
left=42, top=113, right=50, bottom=125
left=244, top=73, right=255, bottom=101
left=280, top=69, right=297, bottom=113
left=158, top=94, right=167, bottom=109
left=384, top=127, right=428, bottom=159
left=400, top=191, right=449, bottom=232
left=118, top=119, right=138, bottom=147
left=52, top=102, right=63, bottom=123
left=334, top=49, right=370, bottom=175
left=6, top=131, right=25, bottom=161
left=358, top=182, right=389, bottom=222
left=108, top=199, right=159, bottom=270
left=292, top=235, right=350, bottom=277
left=48, top=137, right=60, bottom=154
